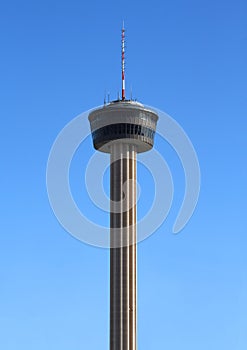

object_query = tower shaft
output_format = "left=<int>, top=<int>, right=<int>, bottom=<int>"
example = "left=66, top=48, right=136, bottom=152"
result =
left=110, top=143, right=137, bottom=350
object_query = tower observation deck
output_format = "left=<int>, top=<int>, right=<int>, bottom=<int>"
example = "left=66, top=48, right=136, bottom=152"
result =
left=89, top=100, right=158, bottom=153
left=88, top=27, right=158, bottom=350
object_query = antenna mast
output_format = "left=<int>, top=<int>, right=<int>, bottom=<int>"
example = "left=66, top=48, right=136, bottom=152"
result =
left=121, top=23, right=125, bottom=101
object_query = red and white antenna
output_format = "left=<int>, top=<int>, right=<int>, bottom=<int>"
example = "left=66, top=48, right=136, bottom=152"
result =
left=121, top=22, right=125, bottom=101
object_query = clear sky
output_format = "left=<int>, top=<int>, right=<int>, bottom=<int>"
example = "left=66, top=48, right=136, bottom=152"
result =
left=1, top=0, right=247, bottom=349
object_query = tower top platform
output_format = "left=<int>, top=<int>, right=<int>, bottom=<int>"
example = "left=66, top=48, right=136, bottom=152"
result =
left=88, top=100, right=158, bottom=153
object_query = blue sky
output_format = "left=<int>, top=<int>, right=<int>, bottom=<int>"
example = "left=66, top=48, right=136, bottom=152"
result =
left=1, top=0, right=247, bottom=349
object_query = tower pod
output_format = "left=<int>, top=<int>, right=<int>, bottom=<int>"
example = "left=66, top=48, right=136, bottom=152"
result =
left=88, top=100, right=158, bottom=153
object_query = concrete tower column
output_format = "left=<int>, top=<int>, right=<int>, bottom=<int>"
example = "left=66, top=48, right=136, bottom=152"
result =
left=110, top=142, right=137, bottom=350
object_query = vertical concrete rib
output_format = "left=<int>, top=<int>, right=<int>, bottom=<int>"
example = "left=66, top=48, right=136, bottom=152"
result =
left=129, top=145, right=136, bottom=350
left=110, top=143, right=137, bottom=350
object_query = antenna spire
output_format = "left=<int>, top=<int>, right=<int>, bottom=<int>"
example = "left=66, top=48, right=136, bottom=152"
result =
left=121, top=22, right=125, bottom=101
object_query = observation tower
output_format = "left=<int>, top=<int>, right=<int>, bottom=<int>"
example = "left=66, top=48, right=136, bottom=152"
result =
left=88, top=25, right=158, bottom=350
